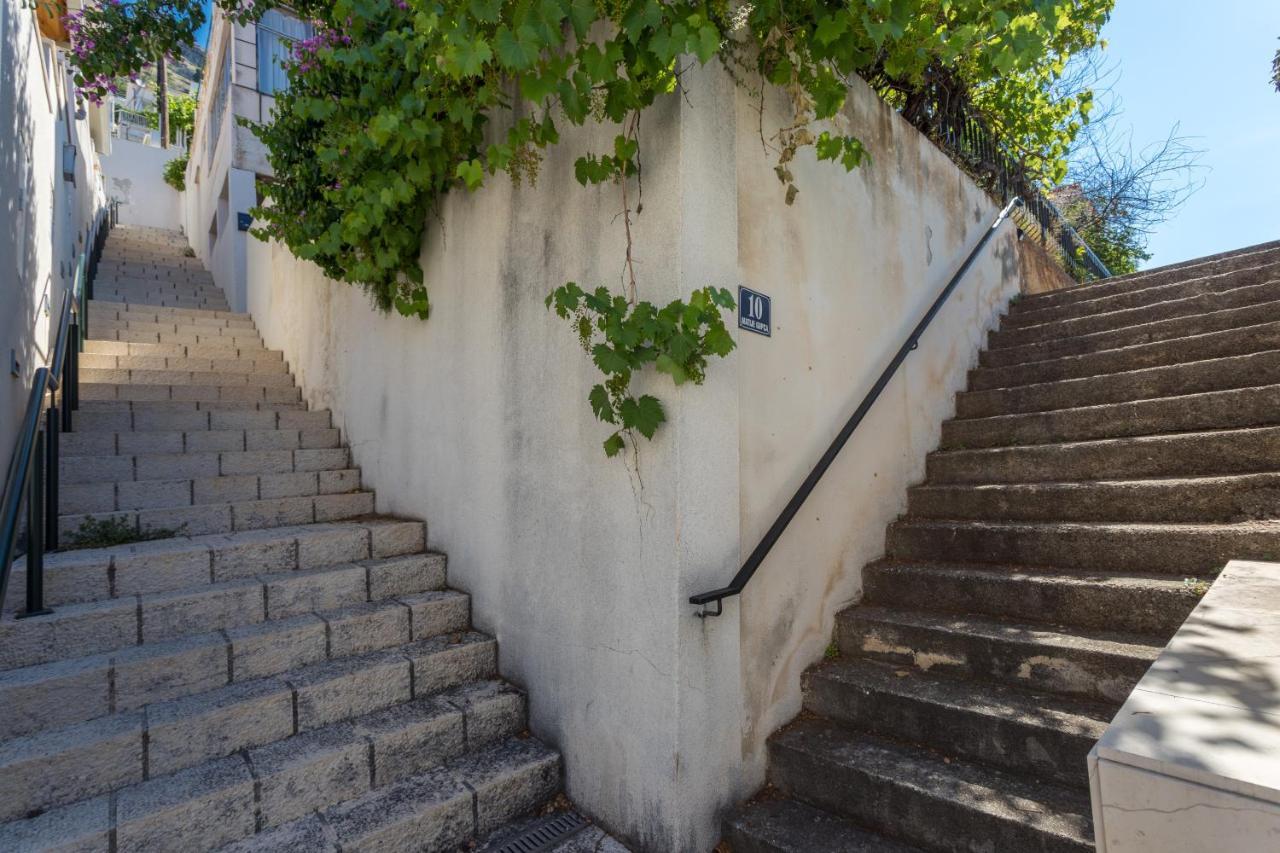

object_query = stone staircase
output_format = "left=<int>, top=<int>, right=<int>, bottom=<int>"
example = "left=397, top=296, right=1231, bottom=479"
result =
left=0, top=226, right=566, bottom=852
left=724, top=239, right=1280, bottom=852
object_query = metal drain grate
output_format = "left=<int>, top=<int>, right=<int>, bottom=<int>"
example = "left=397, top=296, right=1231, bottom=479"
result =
left=490, top=811, right=590, bottom=853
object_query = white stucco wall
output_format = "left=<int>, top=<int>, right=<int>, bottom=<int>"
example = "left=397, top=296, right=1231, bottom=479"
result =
left=235, top=64, right=1024, bottom=850
left=0, top=1, right=105, bottom=464
left=100, top=137, right=183, bottom=230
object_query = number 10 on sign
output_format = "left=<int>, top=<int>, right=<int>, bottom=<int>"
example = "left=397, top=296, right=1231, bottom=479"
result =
left=738, top=286, right=771, bottom=337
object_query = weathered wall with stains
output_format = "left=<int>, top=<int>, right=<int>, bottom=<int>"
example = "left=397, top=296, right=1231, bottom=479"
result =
left=731, top=74, right=1021, bottom=783
left=1018, top=236, right=1079, bottom=294
left=232, top=65, right=1023, bottom=850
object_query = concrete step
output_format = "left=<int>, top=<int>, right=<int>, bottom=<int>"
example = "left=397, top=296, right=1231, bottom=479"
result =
left=958, top=348, right=1280, bottom=418
left=768, top=721, right=1093, bottom=853
left=928, top=424, right=1280, bottom=483
left=63, top=426, right=341, bottom=459
left=211, top=737, right=559, bottom=852
left=804, top=658, right=1109, bottom=789
left=4, top=519, right=426, bottom=618
left=88, top=320, right=263, bottom=342
left=80, top=351, right=289, bottom=374
left=862, top=561, right=1195, bottom=636
left=0, top=679, right=529, bottom=837
left=985, top=293, right=1280, bottom=365
left=990, top=275, right=1280, bottom=350
left=80, top=381, right=301, bottom=404
left=60, top=445, right=349, bottom=485
left=87, top=326, right=259, bottom=346
left=78, top=400, right=308, bottom=418
left=1005, top=257, right=1280, bottom=328
left=835, top=606, right=1157, bottom=705
left=1016, top=240, right=1280, bottom=312
left=85, top=339, right=282, bottom=359
left=887, top=517, right=1280, bottom=576
left=941, top=383, right=1280, bottom=449
left=0, top=588, right=469, bottom=740
left=62, top=466, right=355, bottom=515
left=724, top=798, right=922, bottom=853
left=73, top=406, right=329, bottom=434
left=81, top=367, right=292, bottom=389
left=87, top=301, right=250, bottom=323
left=1, top=548, right=438, bottom=668
left=59, top=488, right=375, bottom=537
left=970, top=319, right=1280, bottom=391
left=907, top=471, right=1280, bottom=523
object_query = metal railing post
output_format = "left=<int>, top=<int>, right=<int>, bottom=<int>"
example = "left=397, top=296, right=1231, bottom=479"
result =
left=21, top=428, right=50, bottom=618
left=45, top=406, right=59, bottom=551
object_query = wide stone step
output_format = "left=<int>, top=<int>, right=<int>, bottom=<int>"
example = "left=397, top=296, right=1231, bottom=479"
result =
left=835, top=606, right=1158, bottom=704
left=886, top=517, right=1280, bottom=576
left=724, top=798, right=922, bottom=853
left=3, top=519, right=426, bottom=621
left=63, top=425, right=338, bottom=460
left=62, top=466, right=353, bottom=514
left=957, top=348, right=1280, bottom=418
left=60, top=445, right=349, bottom=485
left=80, top=352, right=288, bottom=374
left=862, top=561, right=1195, bottom=636
left=81, top=381, right=301, bottom=404
left=970, top=319, right=1280, bottom=392
left=804, top=658, right=1109, bottom=789
left=0, top=681, right=531, bottom=840
left=81, top=367, right=291, bottom=390
left=941, top=383, right=1280, bottom=450
left=85, top=338, right=282, bottom=359
left=0, top=550, right=438, bottom=668
left=211, top=737, right=559, bottom=853
left=0, top=589, right=469, bottom=740
left=73, top=406, right=330, bottom=434
left=991, top=276, right=1280, bottom=350
left=88, top=320, right=263, bottom=343
left=60, top=488, right=375, bottom=538
left=768, top=721, right=1093, bottom=853
left=907, top=471, right=1280, bottom=523
left=87, top=301, right=250, bottom=323
left=1016, top=239, right=1280, bottom=312
left=1005, top=257, right=1280, bottom=328
left=87, top=325, right=260, bottom=346
left=980, top=296, right=1280, bottom=369
left=928, top=424, right=1280, bottom=483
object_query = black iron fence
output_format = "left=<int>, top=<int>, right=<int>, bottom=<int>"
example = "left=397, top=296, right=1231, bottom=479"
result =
left=892, top=83, right=1111, bottom=282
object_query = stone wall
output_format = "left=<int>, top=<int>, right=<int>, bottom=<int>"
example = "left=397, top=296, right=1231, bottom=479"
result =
left=229, top=63, right=1027, bottom=850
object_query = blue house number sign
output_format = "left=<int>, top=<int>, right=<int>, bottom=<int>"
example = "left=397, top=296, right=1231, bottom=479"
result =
left=738, top=286, right=771, bottom=337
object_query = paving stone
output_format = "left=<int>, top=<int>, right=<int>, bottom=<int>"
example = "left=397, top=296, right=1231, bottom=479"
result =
left=325, top=601, right=411, bottom=657
left=214, top=814, right=338, bottom=852
left=115, top=755, right=256, bottom=852
left=367, top=520, right=426, bottom=558
left=441, top=680, right=527, bottom=750
left=147, top=678, right=294, bottom=776
left=406, top=633, right=497, bottom=696
left=194, top=473, right=260, bottom=504
left=0, top=655, right=110, bottom=740
left=368, top=553, right=446, bottom=600
left=0, top=796, right=111, bottom=853
left=0, top=598, right=136, bottom=669
left=323, top=764, right=473, bottom=853
left=288, top=649, right=412, bottom=731
left=112, top=633, right=228, bottom=710
left=112, top=539, right=212, bottom=596
left=0, top=712, right=144, bottom=821
left=353, top=697, right=464, bottom=786
left=211, top=529, right=299, bottom=581
left=116, top=477, right=192, bottom=510
left=401, top=591, right=470, bottom=639
left=141, top=579, right=264, bottom=642
left=228, top=614, right=328, bottom=681
left=319, top=468, right=361, bottom=494
left=297, top=524, right=370, bottom=567
left=234, top=496, right=315, bottom=531
left=259, top=471, right=318, bottom=499
left=315, top=491, right=375, bottom=522
left=250, top=721, right=370, bottom=827
left=453, top=739, right=561, bottom=837
left=264, top=565, right=367, bottom=619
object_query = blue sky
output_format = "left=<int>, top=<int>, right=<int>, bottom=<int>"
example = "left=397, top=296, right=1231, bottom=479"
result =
left=1098, top=2, right=1280, bottom=269
left=191, top=2, right=1278, bottom=270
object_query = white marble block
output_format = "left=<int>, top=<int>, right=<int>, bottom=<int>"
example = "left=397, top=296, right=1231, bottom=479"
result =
left=1089, top=560, right=1280, bottom=852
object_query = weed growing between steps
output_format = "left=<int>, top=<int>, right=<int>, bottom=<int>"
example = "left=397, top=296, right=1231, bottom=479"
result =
left=64, top=516, right=188, bottom=550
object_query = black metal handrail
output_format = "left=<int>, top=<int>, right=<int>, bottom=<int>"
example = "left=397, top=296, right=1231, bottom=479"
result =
left=690, top=197, right=1022, bottom=616
left=0, top=205, right=109, bottom=618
